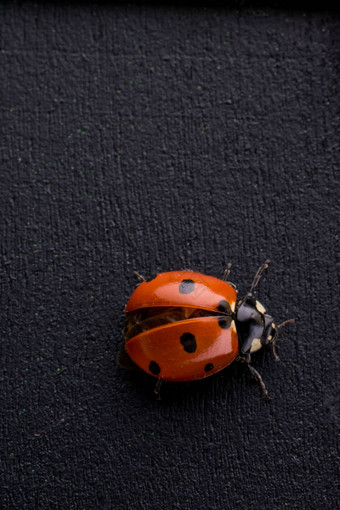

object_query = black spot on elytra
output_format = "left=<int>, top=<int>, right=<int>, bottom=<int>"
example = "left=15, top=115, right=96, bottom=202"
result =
left=149, top=361, right=161, bottom=375
left=180, top=332, right=197, bottom=353
left=218, top=316, right=231, bottom=329
left=205, top=363, right=214, bottom=372
left=179, top=279, right=195, bottom=294
left=217, top=299, right=232, bottom=314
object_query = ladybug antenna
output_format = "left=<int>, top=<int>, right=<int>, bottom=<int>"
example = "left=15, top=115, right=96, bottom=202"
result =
left=277, top=318, right=295, bottom=329
left=247, top=259, right=271, bottom=296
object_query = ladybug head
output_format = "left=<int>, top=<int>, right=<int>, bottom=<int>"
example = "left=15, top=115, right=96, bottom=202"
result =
left=235, top=296, right=278, bottom=355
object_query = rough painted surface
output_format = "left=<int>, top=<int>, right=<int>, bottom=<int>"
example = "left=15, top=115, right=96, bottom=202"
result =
left=1, top=3, right=339, bottom=509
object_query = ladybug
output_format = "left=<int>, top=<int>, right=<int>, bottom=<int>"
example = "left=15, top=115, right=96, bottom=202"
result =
left=119, top=260, right=294, bottom=398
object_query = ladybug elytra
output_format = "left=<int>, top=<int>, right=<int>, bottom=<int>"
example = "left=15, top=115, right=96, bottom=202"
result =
left=119, top=261, right=294, bottom=398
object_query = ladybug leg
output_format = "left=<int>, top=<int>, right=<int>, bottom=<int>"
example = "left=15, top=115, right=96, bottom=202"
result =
left=133, top=271, right=146, bottom=282
left=247, top=259, right=271, bottom=296
left=222, top=262, right=232, bottom=281
left=271, top=318, right=295, bottom=361
left=237, top=354, right=270, bottom=400
left=270, top=341, right=280, bottom=362
left=246, top=364, right=270, bottom=401
left=154, top=378, right=163, bottom=400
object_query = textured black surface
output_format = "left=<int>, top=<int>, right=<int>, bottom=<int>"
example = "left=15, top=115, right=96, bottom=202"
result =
left=1, top=3, right=339, bottom=509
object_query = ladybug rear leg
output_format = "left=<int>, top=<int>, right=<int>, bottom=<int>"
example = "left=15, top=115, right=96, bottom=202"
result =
left=154, top=378, right=163, bottom=400
left=133, top=271, right=146, bottom=282
left=247, top=259, right=271, bottom=296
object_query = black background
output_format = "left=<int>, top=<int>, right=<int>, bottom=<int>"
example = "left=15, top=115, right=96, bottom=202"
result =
left=1, top=2, right=339, bottom=509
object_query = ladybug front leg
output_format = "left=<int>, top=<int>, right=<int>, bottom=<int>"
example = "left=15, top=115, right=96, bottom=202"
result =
left=222, top=262, right=232, bottom=282
left=246, top=259, right=271, bottom=296
left=272, top=318, right=296, bottom=361
left=237, top=354, right=270, bottom=400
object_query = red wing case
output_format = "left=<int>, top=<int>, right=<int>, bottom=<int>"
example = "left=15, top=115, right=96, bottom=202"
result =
left=125, top=271, right=237, bottom=314
left=125, top=316, right=239, bottom=382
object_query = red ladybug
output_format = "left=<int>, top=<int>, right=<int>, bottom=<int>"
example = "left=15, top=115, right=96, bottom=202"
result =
left=120, top=261, right=294, bottom=398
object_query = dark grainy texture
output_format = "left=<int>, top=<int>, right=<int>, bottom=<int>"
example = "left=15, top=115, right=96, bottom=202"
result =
left=1, top=2, right=339, bottom=509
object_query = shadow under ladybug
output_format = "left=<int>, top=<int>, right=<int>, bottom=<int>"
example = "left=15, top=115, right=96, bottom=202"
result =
left=117, top=260, right=294, bottom=400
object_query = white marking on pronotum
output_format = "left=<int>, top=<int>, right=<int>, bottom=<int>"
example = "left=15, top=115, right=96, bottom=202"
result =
left=250, top=338, right=262, bottom=353
left=256, top=300, right=266, bottom=314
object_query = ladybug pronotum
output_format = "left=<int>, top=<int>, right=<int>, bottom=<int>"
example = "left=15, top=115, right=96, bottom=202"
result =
left=119, top=261, right=294, bottom=398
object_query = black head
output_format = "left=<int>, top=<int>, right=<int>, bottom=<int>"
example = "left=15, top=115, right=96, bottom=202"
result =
left=235, top=295, right=278, bottom=355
